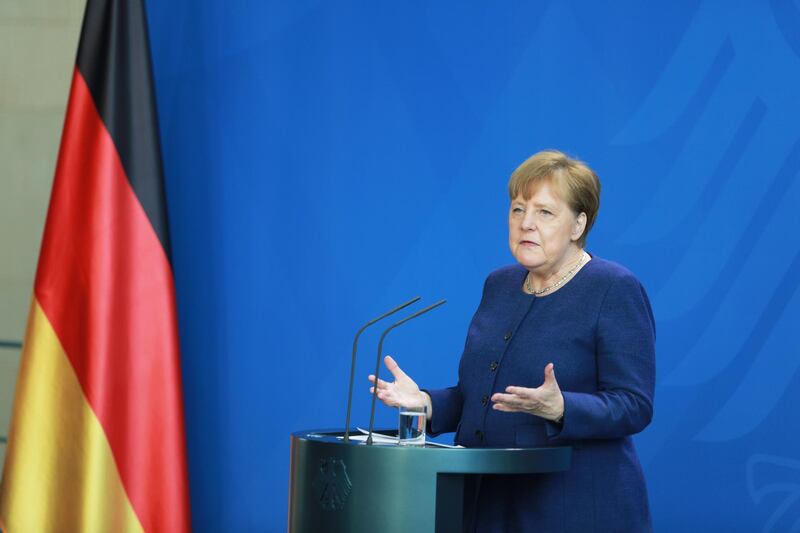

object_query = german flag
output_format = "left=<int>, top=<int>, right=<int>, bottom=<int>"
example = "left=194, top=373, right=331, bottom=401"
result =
left=0, top=0, right=190, bottom=531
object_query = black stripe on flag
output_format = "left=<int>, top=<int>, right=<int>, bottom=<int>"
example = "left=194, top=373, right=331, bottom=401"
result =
left=75, top=0, right=172, bottom=260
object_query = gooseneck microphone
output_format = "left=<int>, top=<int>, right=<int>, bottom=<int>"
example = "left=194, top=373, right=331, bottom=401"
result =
left=343, top=297, right=421, bottom=442
left=366, top=299, right=446, bottom=445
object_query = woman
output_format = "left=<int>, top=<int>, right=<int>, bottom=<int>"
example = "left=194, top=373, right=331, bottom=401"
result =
left=369, top=150, right=656, bottom=532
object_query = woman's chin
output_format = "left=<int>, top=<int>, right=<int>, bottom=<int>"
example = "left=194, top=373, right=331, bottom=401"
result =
left=514, top=255, right=545, bottom=270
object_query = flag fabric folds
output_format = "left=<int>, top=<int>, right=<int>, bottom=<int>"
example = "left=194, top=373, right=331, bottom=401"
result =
left=0, top=0, right=190, bottom=531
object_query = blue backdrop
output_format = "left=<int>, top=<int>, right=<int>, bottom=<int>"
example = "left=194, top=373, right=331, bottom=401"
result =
left=144, top=1, right=800, bottom=530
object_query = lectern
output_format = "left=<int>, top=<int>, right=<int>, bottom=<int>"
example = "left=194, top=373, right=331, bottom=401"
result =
left=288, top=430, right=571, bottom=533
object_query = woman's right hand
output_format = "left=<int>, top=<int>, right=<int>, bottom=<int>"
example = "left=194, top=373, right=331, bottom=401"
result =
left=368, top=355, right=428, bottom=411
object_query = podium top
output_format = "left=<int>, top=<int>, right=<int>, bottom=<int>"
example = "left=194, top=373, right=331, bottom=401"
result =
left=292, top=429, right=571, bottom=475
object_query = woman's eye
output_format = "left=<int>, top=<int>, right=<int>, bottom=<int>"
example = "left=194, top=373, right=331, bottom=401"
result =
left=512, top=207, right=524, bottom=214
left=540, top=209, right=553, bottom=216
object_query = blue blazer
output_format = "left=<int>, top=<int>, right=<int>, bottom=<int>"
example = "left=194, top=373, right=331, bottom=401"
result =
left=426, top=256, right=656, bottom=532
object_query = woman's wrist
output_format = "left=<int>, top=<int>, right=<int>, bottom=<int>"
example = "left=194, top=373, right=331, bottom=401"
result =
left=421, top=391, right=433, bottom=421
left=553, top=394, right=565, bottom=423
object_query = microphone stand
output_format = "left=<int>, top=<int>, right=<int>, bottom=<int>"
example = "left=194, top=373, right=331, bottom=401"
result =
left=366, top=299, right=446, bottom=445
left=343, top=297, right=421, bottom=442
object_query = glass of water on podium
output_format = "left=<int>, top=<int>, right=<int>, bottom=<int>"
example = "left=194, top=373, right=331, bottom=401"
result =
left=398, top=404, right=426, bottom=446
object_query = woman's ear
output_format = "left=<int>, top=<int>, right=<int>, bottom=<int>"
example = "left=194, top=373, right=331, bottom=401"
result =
left=572, top=212, right=587, bottom=241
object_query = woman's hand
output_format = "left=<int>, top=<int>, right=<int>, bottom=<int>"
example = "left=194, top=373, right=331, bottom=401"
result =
left=368, top=355, right=430, bottom=416
left=491, top=363, right=565, bottom=422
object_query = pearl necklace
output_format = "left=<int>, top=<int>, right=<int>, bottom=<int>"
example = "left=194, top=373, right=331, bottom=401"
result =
left=525, top=252, right=587, bottom=296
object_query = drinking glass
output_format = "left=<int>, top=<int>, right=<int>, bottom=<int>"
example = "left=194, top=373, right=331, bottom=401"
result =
left=398, top=404, right=426, bottom=446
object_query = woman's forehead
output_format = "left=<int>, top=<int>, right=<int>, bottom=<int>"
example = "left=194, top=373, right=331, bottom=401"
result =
left=514, top=180, right=564, bottom=204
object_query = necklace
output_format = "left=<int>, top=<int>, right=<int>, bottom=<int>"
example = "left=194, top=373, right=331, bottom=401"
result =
left=526, top=251, right=587, bottom=296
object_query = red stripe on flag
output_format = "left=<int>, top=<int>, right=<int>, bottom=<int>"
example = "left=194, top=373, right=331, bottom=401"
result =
left=34, top=68, right=190, bottom=533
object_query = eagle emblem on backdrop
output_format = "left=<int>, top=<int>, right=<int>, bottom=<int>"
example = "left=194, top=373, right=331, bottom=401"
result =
left=610, top=0, right=800, bottom=529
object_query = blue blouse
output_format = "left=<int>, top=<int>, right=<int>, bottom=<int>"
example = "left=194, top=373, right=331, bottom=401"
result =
left=426, top=256, right=656, bottom=532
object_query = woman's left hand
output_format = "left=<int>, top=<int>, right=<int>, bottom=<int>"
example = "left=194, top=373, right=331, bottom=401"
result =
left=491, top=363, right=565, bottom=422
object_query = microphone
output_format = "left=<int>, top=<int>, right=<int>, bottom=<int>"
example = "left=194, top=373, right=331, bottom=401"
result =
left=366, top=299, right=446, bottom=445
left=343, top=297, right=421, bottom=442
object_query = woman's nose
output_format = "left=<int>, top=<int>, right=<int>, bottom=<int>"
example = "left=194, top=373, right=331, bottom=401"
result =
left=521, top=212, right=537, bottom=230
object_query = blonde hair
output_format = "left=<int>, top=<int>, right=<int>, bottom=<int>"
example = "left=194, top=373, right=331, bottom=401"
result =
left=508, top=150, right=600, bottom=247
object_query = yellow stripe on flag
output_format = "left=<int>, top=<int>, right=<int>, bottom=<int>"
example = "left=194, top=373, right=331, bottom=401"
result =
left=0, top=300, right=144, bottom=533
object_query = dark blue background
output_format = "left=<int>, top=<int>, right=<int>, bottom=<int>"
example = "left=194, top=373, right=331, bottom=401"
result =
left=145, top=1, right=800, bottom=530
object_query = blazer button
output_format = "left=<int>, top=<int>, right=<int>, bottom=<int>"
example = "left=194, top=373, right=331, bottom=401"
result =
left=475, top=429, right=483, bottom=440
left=481, top=395, right=489, bottom=406
left=489, top=361, right=498, bottom=372
left=503, top=331, right=512, bottom=341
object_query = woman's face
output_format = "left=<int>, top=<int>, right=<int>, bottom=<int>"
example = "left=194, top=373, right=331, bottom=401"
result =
left=508, top=181, right=584, bottom=274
